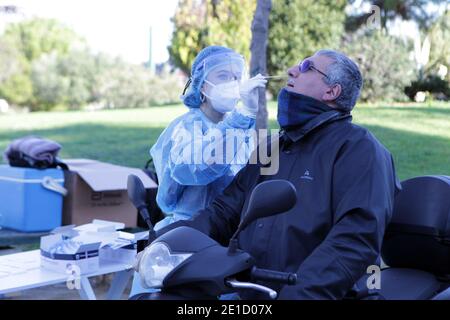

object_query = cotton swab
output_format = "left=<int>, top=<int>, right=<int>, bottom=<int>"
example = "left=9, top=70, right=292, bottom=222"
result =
left=263, top=75, right=288, bottom=79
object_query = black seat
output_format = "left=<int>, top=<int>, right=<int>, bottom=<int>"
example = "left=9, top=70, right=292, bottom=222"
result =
left=379, top=176, right=450, bottom=300
left=380, top=268, right=441, bottom=300
left=382, top=175, right=450, bottom=275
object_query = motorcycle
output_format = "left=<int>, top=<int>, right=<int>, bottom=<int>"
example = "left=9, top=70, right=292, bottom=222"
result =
left=126, top=175, right=298, bottom=300
left=127, top=174, right=450, bottom=300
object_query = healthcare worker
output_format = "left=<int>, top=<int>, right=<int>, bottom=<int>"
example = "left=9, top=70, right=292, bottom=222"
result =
left=129, top=45, right=266, bottom=297
left=152, top=45, right=266, bottom=229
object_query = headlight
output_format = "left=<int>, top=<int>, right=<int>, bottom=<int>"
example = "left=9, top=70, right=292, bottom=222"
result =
left=139, top=242, right=192, bottom=288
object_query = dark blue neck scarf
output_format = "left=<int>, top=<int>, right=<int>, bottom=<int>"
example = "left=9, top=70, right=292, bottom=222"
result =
left=277, top=88, right=336, bottom=129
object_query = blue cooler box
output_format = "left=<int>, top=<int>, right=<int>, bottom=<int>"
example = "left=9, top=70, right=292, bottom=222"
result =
left=0, top=165, right=66, bottom=232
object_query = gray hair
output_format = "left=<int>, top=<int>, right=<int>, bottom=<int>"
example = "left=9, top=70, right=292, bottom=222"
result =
left=316, top=49, right=363, bottom=112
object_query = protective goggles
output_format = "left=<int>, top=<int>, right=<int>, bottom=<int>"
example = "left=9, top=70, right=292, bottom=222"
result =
left=199, top=52, right=246, bottom=79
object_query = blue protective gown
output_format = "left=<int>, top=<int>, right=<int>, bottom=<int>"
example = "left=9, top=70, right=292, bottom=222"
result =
left=150, top=107, right=255, bottom=230
left=129, top=108, right=255, bottom=298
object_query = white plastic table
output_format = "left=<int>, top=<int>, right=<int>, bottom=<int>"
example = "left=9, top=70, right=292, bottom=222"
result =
left=0, top=250, right=133, bottom=300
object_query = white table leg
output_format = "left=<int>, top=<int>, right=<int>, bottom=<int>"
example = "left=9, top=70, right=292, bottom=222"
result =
left=106, top=269, right=133, bottom=300
left=78, top=277, right=97, bottom=300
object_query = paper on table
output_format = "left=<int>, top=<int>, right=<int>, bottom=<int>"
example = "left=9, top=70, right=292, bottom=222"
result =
left=117, top=231, right=136, bottom=241
left=73, top=219, right=125, bottom=233
left=1, top=255, right=40, bottom=270
left=71, top=231, right=120, bottom=248
left=0, top=260, right=36, bottom=278
left=92, top=219, right=125, bottom=230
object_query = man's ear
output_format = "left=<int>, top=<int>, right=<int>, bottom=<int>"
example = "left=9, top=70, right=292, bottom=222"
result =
left=322, top=83, right=342, bottom=103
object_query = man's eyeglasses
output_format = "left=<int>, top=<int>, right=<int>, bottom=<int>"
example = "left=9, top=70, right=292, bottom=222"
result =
left=299, top=59, right=329, bottom=79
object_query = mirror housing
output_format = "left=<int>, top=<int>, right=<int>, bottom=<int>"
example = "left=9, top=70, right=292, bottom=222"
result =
left=228, top=180, right=297, bottom=254
left=239, top=179, right=297, bottom=232
left=127, top=174, right=154, bottom=231
left=127, top=174, right=148, bottom=211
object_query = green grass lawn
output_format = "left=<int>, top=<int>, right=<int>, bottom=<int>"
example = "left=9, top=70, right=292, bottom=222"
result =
left=0, top=101, right=449, bottom=180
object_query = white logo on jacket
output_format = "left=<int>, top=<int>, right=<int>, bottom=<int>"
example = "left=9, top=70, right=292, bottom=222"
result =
left=300, top=170, right=314, bottom=181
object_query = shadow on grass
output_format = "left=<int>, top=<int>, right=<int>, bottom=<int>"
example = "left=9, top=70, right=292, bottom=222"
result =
left=0, top=123, right=166, bottom=169
left=268, top=119, right=450, bottom=180
left=364, top=106, right=450, bottom=118
left=362, top=124, right=450, bottom=180
left=0, top=120, right=449, bottom=180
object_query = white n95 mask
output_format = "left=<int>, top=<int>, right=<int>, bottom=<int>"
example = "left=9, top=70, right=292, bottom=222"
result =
left=202, top=80, right=240, bottom=113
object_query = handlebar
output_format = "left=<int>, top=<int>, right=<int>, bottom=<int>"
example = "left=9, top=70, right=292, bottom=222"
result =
left=251, top=267, right=297, bottom=285
left=226, top=279, right=278, bottom=299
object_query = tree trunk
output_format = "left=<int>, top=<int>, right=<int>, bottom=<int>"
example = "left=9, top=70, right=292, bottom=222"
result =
left=249, top=0, right=272, bottom=130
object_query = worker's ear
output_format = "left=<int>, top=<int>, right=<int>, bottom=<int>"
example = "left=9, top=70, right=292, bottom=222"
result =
left=322, top=83, right=341, bottom=103
left=200, top=88, right=206, bottom=102
left=201, top=80, right=214, bottom=102
left=200, top=82, right=209, bottom=100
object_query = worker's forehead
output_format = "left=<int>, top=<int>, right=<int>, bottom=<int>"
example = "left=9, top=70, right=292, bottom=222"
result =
left=208, top=62, right=243, bottom=75
left=205, top=64, right=244, bottom=83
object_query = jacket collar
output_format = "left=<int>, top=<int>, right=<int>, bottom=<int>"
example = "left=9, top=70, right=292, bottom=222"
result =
left=282, top=110, right=352, bottom=143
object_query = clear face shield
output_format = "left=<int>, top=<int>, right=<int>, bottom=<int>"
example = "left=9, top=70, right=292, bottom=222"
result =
left=201, top=52, right=248, bottom=85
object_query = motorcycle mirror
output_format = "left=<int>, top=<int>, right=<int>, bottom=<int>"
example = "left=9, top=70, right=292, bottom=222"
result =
left=127, top=174, right=155, bottom=232
left=127, top=174, right=148, bottom=210
left=228, top=180, right=297, bottom=254
left=240, top=179, right=297, bottom=231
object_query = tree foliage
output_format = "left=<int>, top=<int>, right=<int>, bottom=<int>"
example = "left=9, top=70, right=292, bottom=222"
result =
left=29, top=51, right=184, bottom=111
left=428, top=9, right=450, bottom=79
left=0, top=18, right=85, bottom=109
left=168, top=0, right=256, bottom=74
left=30, top=51, right=95, bottom=110
left=0, top=17, right=183, bottom=111
left=266, top=0, right=347, bottom=95
left=0, top=39, right=22, bottom=83
left=0, top=38, right=33, bottom=105
left=346, top=0, right=448, bottom=32
left=2, top=18, right=84, bottom=62
left=342, top=30, right=415, bottom=102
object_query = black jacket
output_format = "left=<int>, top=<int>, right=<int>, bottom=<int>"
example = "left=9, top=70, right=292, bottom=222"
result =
left=157, top=110, right=401, bottom=299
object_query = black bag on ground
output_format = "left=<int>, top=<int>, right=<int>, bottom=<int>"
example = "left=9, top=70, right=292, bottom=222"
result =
left=4, top=136, right=68, bottom=170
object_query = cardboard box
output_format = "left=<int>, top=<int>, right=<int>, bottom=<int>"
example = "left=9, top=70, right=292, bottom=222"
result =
left=62, top=159, right=157, bottom=228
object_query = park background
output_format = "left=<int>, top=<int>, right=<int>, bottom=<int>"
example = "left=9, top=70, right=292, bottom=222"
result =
left=1, top=0, right=449, bottom=181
